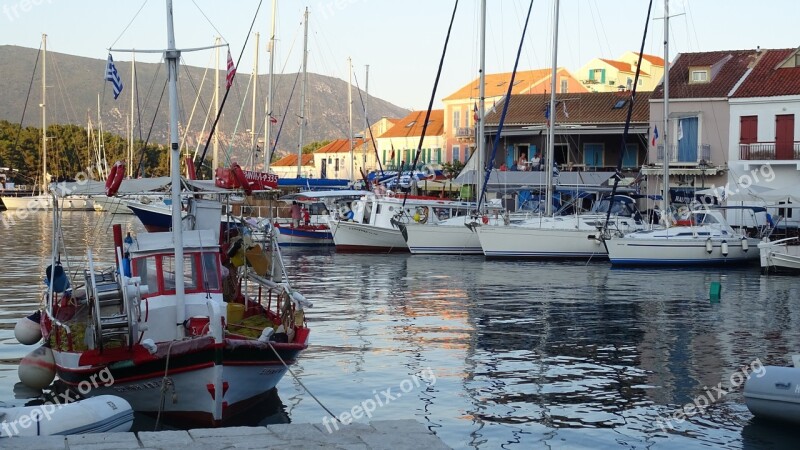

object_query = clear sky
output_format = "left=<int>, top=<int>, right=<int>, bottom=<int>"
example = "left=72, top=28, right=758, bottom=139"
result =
left=1, top=0, right=797, bottom=112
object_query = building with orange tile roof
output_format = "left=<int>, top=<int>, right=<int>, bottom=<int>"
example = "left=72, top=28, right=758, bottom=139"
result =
left=576, top=52, right=665, bottom=93
left=442, top=68, right=586, bottom=165
left=270, top=153, right=316, bottom=179
left=375, top=110, right=445, bottom=171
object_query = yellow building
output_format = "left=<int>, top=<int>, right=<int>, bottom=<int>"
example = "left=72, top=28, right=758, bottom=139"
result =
left=577, top=52, right=665, bottom=93
left=376, top=110, right=445, bottom=171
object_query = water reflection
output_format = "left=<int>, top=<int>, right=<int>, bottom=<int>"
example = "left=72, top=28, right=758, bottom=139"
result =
left=2, top=213, right=800, bottom=448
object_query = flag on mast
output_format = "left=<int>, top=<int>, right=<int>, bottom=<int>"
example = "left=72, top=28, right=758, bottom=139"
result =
left=105, top=54, right=123, bottom=99
left=226, top=49, right=236, bottom=89
left=651, top=125, right=659, bottom=147
left=473, top=102, right=479, bottom=123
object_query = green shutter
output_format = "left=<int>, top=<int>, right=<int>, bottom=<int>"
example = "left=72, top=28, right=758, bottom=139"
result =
left=589, top=69, right=595, bottom=81
left=601, top=69, right=606, bottom=83
left=382, top=149, right=386, bottom=164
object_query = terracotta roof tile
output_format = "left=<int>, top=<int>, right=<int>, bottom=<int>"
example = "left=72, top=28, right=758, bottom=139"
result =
left=652, top=50, right=759, bottom=99
left=598, top=58, right=650, bottom=77
left=314, top=138, right=367, bottom=154
left=731, top=48, right=800, bottom=97
left=379, top=110, right=444, bottom=138
left=272, top=153, right=315, bottom=167
left=634, top=52, right=665, bottom=66
left=443, top=68, right=557, bottom=101
left=484, top=91, right=651, bottom=126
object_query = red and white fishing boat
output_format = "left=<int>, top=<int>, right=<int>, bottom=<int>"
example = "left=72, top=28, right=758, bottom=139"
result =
left=35, top=2, right=311, bottom=426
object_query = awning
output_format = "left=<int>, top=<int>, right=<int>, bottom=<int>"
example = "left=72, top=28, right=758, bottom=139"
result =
left=54, top=177, right=236, bottom=197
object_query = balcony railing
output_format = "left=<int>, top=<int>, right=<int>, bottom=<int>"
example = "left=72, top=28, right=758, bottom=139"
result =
left=454, top=127, right=474, bottom=138
left=739, top=142, right=800, bottom=160
left=656, top=144, right=711, bottom=163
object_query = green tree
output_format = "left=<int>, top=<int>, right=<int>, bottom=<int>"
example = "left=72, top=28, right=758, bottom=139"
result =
left=302, top=140, right=331, bottom=154
left=440, top=160, right=465, bottom=179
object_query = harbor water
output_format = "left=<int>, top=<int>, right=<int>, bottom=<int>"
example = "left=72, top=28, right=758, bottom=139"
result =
left=1, top=211, right=799, bottom=448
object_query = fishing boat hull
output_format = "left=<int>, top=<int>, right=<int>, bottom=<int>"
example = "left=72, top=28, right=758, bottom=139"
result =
left=275, top=224, right=334, bottom=247
left=476, top=225, right=607, bottom=259
left=51, top=334, right=308, bottom=426
left=404, top=222, right=483, bottom=255
left=606, top=235, right=760, bottom=265
left=0, top=395, right=133, bottom=437
left=759, top=238, right=800, bottom=273
left=330, top=219, right=408, bottom=253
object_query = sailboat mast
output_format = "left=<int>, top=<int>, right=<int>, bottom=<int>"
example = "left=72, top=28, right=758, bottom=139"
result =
left=251, top=32, right=260, bottom=163
left=297, top=7, right=309, bottom=178
left=348, top=57, right=353, bottom=181
left=362, top=65, right=368, bottom=174
left=213, top=36, right=220, bottom=173
left=263, top=0, right=276, bottom=173
left=476, top=0, right=486, bottom=204
left=129, top=53, right=136, bottom=177
left=165, top=0, right=186, bottom=338
left=41, top=33, right=47, bottom=193
left=662, top=0, right=671, bottom=220
left=544, top=0, right=559, bottom=216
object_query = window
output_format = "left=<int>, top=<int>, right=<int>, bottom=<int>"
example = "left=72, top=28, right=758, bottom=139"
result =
left=406, top=121, right=416, bottom=128
left=452, top=145, right=460, bottom=162
left=201, top=253, right=220, bottom=291
left=613, top=99, right=627, bottom=109
left=740, top=116, right=758, bottom=144
left=609, top=80, right=616, bottom=86
left=623, top=144, right=638, bottom=168
left=453, top=110, right=461, bottom=129
left=435, top=148, right=442, bottom=163
left=691, top=70, right=709, bottom=82
left=134, top=256, right=158, bottom=296
left=560, top=77, right=568, bottom=93
left=162, top=255, right=198, bottom=292
left=638, top=78, right=643, bottom=85
left=583, top=143, right=604, bottom=167
left=626, top=78, right=633, bottom=91
left=335, top=158, right=339, bottom=171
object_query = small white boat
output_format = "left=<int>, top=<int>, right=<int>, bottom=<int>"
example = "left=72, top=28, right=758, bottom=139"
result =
left=759, top=237, right=800, bottom=273
left=0, top=395, right=133, bottom=438
left=744, top=365, right=800, bottom=424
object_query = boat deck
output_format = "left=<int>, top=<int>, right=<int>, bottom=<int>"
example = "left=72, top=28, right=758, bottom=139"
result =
left=1, top=420, right=450, bottom=449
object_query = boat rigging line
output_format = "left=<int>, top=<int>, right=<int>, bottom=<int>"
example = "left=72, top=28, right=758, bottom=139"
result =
left=351, top=70, right=384, bottom=177
left=601, top=0, right=653, bottom=237
left=195, top=0, right=264, bottom=174
left=398, top=0, right=459, bottom=211
left=478, top=0, right=535, bottom=211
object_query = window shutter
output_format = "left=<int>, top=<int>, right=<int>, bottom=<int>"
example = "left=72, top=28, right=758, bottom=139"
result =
left=589, top=69, right=595, bottom=81
left=601, top=69, right=606, bottom=83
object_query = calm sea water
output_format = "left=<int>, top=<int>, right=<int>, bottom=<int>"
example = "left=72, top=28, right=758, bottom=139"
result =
left=1, top=211, right=799, bottom=449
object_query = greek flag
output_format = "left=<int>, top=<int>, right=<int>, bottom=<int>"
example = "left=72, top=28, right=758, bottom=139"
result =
left=105, top=54, right=123, bottom=99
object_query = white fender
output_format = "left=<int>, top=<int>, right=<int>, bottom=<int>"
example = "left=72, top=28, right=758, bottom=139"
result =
left=721, top=240, right=729, bottom=257
left=705, top=238, right=713, bottom=254
left=18, top=346, right=55, bottom=389
left=741, top=237, right=749, bottom=252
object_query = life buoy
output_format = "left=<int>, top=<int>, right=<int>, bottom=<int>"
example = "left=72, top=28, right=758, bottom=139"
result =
left=414, top=207, right=428, bottom=224
left=105, top=161, right=125, bottom=197
left=230, top=163, right=252, bottom=195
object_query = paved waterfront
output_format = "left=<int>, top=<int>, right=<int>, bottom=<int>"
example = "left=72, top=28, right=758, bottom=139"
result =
left=0, top=420, right=450, bottom=449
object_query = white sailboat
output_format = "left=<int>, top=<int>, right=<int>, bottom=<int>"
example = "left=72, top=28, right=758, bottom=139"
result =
left=403, top=0, right=490, bottom=256
left=474, top=0, right=646, bottom=259
left=2, top=34, right=94, bottom=211
left=603, top=0, right=759, bottom=266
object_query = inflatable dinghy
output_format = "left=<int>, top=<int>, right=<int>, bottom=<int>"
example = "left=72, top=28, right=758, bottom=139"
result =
left=744, top=365, right=800, bottom=424
left=0, top=395, right=133, bottom=438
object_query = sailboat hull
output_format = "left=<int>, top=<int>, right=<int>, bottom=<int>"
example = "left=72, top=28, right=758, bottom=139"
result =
left=330, top=219, right=408, bottom=253
left=476, top=225, right=607, bottom=259
left=404, top=222, right=483, bottom=255
left=606, top=236, right=760, bottom=265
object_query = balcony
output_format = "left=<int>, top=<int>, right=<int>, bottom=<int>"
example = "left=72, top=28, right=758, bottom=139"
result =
left=739, top=142, right=800, bottom=160
left=656, top=144, right=712, bottom=164
left=454, top=127, right=474, bottom=139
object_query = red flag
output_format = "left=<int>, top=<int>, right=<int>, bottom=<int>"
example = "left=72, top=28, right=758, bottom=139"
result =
left=226, top=49, right=236, bottom=89
left=473, top=102, right=479, bottom=123
left=270, top=115, right=278, bottom=124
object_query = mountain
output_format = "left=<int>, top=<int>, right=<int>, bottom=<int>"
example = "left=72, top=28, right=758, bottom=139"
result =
left=0, top=45, right=408, bottom=165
